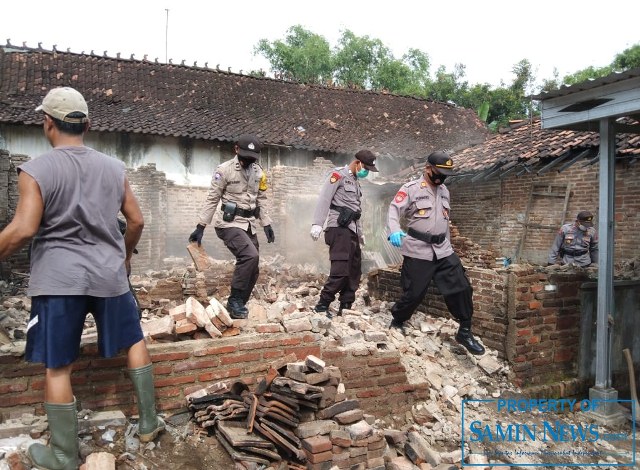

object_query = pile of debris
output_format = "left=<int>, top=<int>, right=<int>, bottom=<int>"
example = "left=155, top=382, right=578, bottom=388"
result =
left=0, top=258, right=636, bottom=469
left=187, top=355, right=388, bottom=469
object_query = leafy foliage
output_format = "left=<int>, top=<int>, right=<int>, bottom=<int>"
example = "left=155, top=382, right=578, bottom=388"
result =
left=253, top=25, right=333, bottom=84
left=254, top=28, right=639, bottom=131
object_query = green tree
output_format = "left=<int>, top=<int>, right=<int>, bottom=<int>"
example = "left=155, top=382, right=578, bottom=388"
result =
left=612, top=43, right=640, bottom=70
left=426, top=64, right=468, bottom=103
left=255, top=27, right=639, bottom=132
left=372, top=49, right=431, bottom=96
left=562, top=65, right=613, bottom=86
left=333, top=30, right=391, bottom=88
left=253, top=25, right=333, bottom=84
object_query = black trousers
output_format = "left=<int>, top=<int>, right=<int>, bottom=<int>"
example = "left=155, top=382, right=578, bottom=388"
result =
left=319, top=227, right=361, bottom=304
left=391, top=253, right=473, bottom=325
left=215, top=227, right=259, bottom=302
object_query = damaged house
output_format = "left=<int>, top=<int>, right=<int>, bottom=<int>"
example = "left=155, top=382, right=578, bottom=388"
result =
left=372, top=113, right=640, bottom=393
left=0, top=43, right=489, bottom=273
left=0, top=42, right=638, bottom=468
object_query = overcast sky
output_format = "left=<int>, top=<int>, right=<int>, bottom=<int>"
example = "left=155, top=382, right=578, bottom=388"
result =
left=2, top=0, right=638, bottom=89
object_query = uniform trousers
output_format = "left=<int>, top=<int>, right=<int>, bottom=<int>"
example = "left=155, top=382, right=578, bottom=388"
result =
left=215, top=227, right=260, bottom=302
left=319, top=227, right=361, bottom=304
left=391, top=253, right=473, bottom=325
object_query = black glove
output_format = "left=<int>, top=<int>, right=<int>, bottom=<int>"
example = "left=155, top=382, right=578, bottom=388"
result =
left=189, top=224, right=206, bottom=246
left=264, top=225, right=275, bottom=243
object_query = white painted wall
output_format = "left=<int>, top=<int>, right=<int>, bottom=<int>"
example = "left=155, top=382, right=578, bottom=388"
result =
left=0, top=124, right=224, bottom=186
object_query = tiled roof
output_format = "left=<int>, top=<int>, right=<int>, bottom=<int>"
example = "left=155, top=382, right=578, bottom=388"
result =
left=451, top=118, right=640, bottom=176
left=0, top=46, right=490, bottom=158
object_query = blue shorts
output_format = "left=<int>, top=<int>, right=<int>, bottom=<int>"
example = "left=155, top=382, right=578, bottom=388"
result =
left=25, top=292, right=144, bottom=369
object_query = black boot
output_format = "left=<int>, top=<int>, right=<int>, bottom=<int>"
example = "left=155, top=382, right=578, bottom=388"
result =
left=338, top=302, right=352, bottom=316
left=389, top=318, right=407, bottom=335
left=455, top=326, right=485, bottom=355
left=314, top=300, right=331, bottom=314
left=227, top=289, right=249, bottom=319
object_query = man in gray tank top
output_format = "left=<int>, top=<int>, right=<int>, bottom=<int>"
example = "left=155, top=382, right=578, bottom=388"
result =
left=0, top=87, right=164, bottom=469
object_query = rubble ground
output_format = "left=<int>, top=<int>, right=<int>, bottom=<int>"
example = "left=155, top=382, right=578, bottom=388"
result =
left=0, top=259, right=636, bottom=469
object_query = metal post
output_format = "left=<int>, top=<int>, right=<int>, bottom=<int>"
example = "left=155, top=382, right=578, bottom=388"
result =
left=588, top=117, right=623, bottom=424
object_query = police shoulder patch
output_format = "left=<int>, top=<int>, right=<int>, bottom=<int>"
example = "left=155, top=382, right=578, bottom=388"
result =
left=395, top=190, right=408, bottom=203
left=259, top=172, right=268, bottom=191
left=214, top=172, right=222, bottom=180
left=330, top=172, right=341, bottom=184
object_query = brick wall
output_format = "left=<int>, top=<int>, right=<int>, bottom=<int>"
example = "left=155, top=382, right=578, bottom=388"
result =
left=0, top=151, right=31, bottom=275
left=0, top=335, right=427, bottom=419
left=161, top=157, right=336, bottom=268
left=0, top=150, right=339, bottom=277
left=127, top=164, right=169, bottom=273
left=368, top=265, right=509, bottom=357
left=450, top=162, right=640, bottom=264
left=505, top=267, right=588, bottom=388
left=369, top=263, right=592, bottom=393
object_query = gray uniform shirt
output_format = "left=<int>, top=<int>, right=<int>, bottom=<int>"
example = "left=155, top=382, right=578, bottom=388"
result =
left=198, top=156, right=272, bottom=232
left=312, top=166, right=363, bottom=235
left=548, top=223, right=598, bottom=267
left=387, top=176, right=453, bottom=261
left=18, top=146, right=129, bottom=297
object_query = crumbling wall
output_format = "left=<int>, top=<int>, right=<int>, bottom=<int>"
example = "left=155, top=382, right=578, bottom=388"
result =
left=368, top=266, right=508, bottom=357
left=163, top=156, right=336, bottom=269
left=451, top=162, right=640, bottom=264
left=369, top=262, right=601, bottom=394
left=0, top=335, right=427, bottom=419
left=127, top=164, right=169, bottom=272
left=505, top=266, right=587, bottom=388
left=0, top=151, right=31, bottom=276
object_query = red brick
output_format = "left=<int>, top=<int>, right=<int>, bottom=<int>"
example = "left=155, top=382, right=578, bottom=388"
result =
left=553, top=349, right=575, bottom=363
left=302, top=435, right=332, bottom=453
left=155, top=375, right=196, bottom=387
left=305, top=449, right=333, bottom=463
left=198, top=368, right=242, bottom=381
left=0, top=382, right=28, bottom=394
left=220, top=352, right=261, bottom=365
left=150, top=351, right=191, bottom=362
left=255, top=324, right=281, bottom=333
left=173, top=359, right=219, bottom=372
left=193, top=345, right=236, bottom=357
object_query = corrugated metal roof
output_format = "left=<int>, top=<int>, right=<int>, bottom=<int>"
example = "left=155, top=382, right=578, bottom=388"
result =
left=530, top=67, right=640, bottom=100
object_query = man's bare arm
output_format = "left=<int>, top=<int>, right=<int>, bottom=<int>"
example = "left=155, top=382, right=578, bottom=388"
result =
left=121, top=176, right=144, bottom=270
left=0, top=172, right=44, bottom=260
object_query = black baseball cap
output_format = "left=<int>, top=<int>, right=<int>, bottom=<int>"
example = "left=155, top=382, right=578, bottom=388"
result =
left=236, top=134, right=262, bottom=159
left=577, top=210, right=594, bottom=227
left=355, top=150, right=379, bottom=172
left=427, top=151, right=455, bottom=175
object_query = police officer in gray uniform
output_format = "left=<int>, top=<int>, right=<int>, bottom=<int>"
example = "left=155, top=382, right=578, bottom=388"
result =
left=387, top=151, right=485, bottom=355
left=310, top=150, right=378, bottom=317
left=548, top=210, right=598, bottom=267
left=189, top=134, right=275, bottom=319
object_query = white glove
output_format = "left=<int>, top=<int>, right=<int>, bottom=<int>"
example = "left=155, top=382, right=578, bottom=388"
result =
left=310, top=225, right=323, bottom=241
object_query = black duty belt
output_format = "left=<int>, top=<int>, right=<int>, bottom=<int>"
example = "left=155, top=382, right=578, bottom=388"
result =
left=408, top=228, right=446, bottom=244
left=330, top=204, right=361, bottom=220
left=562, top=249, right=588, bottom=256
left=222, top=203, right=256, bottom=218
